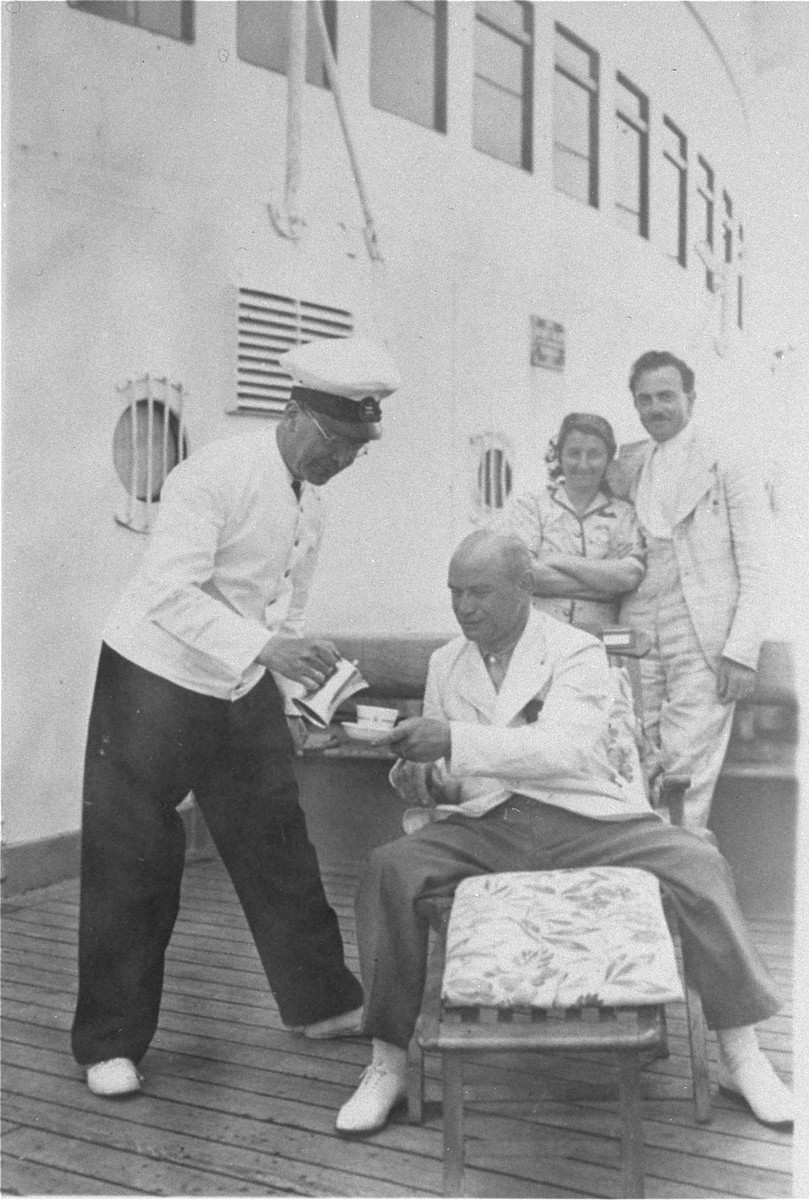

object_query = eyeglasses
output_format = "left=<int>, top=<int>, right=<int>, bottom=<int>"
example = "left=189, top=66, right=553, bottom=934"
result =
left=306, top=409, right=368, bottom=459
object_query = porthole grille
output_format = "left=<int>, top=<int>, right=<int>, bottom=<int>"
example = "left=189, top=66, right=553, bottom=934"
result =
left=479, top=447, right=513, bottom=509
left=235, top=289, right=354, bottom=414
left=470, top=432, right=516, bottom=524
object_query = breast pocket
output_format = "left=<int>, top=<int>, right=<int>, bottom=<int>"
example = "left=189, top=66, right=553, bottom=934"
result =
left=443, top=694, right=490, bottom=724
left=690, top=491, right=731, bottom=548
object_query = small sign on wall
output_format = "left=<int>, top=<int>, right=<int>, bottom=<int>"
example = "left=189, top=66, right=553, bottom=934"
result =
left=530, top=316, right=565, bottom=372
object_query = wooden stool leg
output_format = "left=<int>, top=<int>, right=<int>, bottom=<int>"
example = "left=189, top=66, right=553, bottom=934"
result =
left=407, top=1035, right=424, bottom=1123
left=442, top=1053, right=465, bottom=1197
left=658, top=1003, right=670, bottom=1058
left=684, top=980, right=713, bottom=1123
left=617, top=1052, right=645, bottom=1199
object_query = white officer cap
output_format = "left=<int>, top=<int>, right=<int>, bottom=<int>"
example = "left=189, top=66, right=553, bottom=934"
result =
left=279, top=335, right=401, bottom=436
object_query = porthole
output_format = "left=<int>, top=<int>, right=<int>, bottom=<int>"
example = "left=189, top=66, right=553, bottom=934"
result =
left=113, top=375, right=188, bottom=533
left=113, top=399, right=187, bottom=502
left=470, top=432, right=515, bottom=523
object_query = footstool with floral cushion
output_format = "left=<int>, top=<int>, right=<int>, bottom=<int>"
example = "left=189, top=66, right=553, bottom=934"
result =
left=414, top=866, right=682, bottom=1198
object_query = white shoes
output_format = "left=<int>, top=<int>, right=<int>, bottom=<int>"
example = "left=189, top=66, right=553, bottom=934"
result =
left=336, top=1041, right=408, bottom=1136
left=717, top=1049, right=793, bottom=1129
left=289, top=1005, right=364, bottom=1040
left=86, top=1057, right=142, bottom=1097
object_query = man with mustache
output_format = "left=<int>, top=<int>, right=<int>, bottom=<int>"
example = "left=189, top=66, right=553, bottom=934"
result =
left=609, top=350, right=772, bottom=827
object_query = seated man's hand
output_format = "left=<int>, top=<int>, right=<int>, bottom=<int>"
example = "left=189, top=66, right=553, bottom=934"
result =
left=256, top=637, right=340, bottom=690
left=716, top=657, right=757, bottom=703
left=428, top=760, right=464, bottom=804
left=389, top=717, right=451, bottom=763
left=390, top=759, right=434, bottom=806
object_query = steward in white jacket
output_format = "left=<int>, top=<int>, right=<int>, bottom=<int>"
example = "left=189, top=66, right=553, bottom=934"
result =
left=73, top=337, right=400, bottom=1098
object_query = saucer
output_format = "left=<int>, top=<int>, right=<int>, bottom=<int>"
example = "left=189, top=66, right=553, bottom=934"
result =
left=341, top=723, right=395, bottom=744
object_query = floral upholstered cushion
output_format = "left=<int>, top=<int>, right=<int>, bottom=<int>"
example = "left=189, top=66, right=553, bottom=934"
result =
left=442, top=867, right=683, bottom=1009
left=605, top=665, right=649, bottom=812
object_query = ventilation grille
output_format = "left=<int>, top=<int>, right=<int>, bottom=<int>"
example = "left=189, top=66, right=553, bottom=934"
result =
left=235, top=289, right=354, bottom=414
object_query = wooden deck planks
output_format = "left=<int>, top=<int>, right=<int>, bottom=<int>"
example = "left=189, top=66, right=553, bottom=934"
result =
left=1, top=855, right=794, bottom=1198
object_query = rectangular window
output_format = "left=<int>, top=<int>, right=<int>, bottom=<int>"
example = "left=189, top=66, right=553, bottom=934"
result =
left=737, top=224, right=744, bottom=329
left=234, top=290, right=353, bottom=415
left=553, top=25, right=598, bottom=206
left=68, top=0, right=193, bottom=41
left=473, top=1, right=534, bottom=171
left=614, top=74, right=648, bottom=237
left=370, top=1, right=447, bottom=132
left=237, top=0, right=337, bottom=87
left=661, top=117, right=687, bottom=265
left=722, top=191, right=734, bottom=265
left=697, top=156, right=715, bottom=290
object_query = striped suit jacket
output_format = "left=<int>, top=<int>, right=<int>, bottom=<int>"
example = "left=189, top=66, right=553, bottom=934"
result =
left=607, top=427, right=773, bottom=670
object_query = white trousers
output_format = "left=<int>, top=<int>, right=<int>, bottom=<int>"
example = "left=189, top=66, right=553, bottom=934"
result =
left=620, top=538, right=735, bottom=828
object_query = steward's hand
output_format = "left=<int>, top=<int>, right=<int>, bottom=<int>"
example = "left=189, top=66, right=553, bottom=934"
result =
left=257, top=637, right=340, bottom=690
left=389, top=717, right=452, bottom=763
left=716, top=657, right=757, bottom=703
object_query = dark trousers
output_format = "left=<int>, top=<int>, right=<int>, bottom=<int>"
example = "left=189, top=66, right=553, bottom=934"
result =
left=356, top=798, right=781, bottom=1049
left=71, top=644, right=362, bottom=1066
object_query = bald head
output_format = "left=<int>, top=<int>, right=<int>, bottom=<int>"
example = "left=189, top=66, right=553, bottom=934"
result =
left=448, top=531, right=533, bottom=653
left=450, top=530, right=532, bottom=580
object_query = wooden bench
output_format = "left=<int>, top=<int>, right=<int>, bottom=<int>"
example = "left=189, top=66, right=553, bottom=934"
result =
left=303, top=636, right=797, bottom=776
left=710, top=641, right=797, bottom=916
left=722, top=640, right=797, bottom=781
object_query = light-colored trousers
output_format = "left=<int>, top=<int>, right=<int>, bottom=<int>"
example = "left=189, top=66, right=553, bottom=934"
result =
left=620, top=538, right=736, bottom=828
left=356, top=799, right=780, bottom=1049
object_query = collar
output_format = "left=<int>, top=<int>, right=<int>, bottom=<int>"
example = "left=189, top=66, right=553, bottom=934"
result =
left=284, top=463, right=304, bottom=494
left=548, top=481, right=614, bottom=517
left=475, top=617, right=529, bottom=671
left=650, top=420, right=696, bottom=459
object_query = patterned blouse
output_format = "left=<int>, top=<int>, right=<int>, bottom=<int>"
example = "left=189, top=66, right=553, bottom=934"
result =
left=503, top=482, right=645, bottom=633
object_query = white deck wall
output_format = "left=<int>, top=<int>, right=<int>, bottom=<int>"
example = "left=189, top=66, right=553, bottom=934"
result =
left=2, top=1, right=762, bottom=847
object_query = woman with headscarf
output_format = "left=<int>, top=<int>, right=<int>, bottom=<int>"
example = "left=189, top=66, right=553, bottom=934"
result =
left=503, top=412, right=645, bottom=635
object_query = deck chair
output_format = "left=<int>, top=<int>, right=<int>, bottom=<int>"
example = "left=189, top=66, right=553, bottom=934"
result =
left=406, top=628, right=712, bottom=1199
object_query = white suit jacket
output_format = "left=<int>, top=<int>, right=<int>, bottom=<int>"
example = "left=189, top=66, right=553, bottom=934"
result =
left=104, top=431, right=322, bottom=702
left=608, top=426, right=773, bottom=670
left=420, top=610, right=655, bottom=822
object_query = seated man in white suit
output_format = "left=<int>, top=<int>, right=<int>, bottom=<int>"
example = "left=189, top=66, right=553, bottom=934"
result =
left=336, top=531, right=793, bottom=1136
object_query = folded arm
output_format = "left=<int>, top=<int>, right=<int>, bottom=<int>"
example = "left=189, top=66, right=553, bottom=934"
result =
left=535, top=553, right=644, bottom=598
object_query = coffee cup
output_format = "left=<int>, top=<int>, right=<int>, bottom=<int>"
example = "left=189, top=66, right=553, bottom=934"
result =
left=355, top=705, right=399, bottom=730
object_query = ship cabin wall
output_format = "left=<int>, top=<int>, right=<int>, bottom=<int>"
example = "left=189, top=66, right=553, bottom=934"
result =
left=3, top=1, right=765, bottom=855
